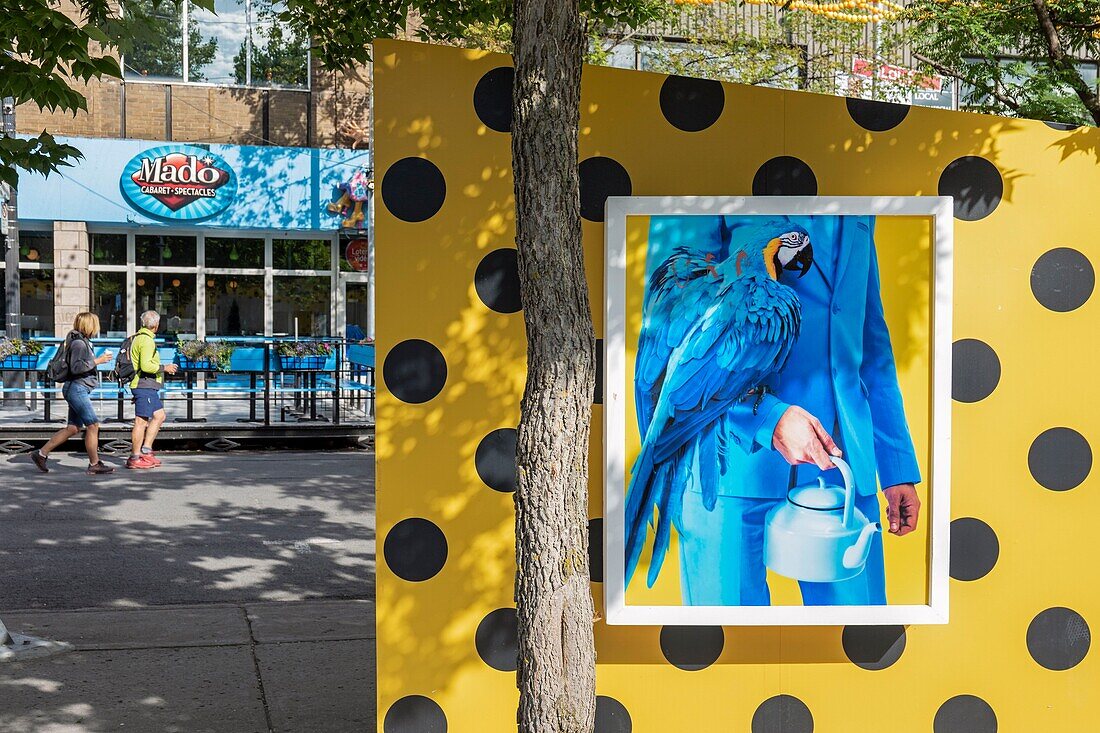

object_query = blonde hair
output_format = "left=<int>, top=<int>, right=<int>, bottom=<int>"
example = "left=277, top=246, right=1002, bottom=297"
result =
left=73, top=312, right=100, bottom=339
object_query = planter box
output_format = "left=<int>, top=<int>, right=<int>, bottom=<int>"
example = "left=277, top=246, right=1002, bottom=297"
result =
left=278, top=354, right=328, bottom=371
left=0, top=355, right=38, bottom=370
left=176, top=355, right=213, bottom=370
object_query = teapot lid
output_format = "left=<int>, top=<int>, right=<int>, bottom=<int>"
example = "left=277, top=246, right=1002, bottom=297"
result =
left=788, top=478, right=844, bottom=511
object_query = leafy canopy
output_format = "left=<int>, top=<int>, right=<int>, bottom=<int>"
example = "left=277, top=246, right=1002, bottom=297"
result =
left=900, top=0, right=1100, bottom=126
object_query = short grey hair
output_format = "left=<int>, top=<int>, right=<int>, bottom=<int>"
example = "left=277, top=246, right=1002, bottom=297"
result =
left=140, top=310, right=161, bottom=329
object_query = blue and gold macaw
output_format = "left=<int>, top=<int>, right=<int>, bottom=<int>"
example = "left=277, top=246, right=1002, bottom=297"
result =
left=626, top=218, right=814, bottom=587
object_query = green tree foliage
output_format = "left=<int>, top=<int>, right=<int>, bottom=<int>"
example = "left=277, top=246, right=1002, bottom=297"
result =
left=901, top=0, right=1100, bottom=126
left=124, top=0, right=217, bottom=80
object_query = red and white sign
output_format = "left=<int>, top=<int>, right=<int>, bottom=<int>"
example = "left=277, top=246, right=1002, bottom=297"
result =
left=345, top=238, right=370, bottom=272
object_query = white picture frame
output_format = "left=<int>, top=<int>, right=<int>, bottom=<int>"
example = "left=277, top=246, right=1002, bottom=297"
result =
left=603, top=196, right=953, bottom=626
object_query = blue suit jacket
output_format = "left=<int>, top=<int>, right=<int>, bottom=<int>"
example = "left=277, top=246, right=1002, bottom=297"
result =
left=699, top=214, right=921, bottom=499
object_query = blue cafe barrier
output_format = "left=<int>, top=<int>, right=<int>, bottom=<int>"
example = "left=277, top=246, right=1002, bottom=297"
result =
left=0, top=337, right=375, bottom=428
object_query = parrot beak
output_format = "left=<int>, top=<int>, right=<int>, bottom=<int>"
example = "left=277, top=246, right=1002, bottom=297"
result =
left=789, top=241, right=813, bottom=278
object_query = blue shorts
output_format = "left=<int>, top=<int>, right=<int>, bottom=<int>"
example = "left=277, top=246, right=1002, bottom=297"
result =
left=63, top=382, right=100, bottom=429
left=132, top=388, right=165, bottom=420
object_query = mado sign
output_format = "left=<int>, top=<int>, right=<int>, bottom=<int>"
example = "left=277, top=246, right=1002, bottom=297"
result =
left=120, top=144, right=237, bottom=221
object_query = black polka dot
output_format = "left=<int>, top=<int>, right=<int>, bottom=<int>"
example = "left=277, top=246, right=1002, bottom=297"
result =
left=383, top=339, right=447, bottom=404
left=593, top=337, right=604, bottom=405
left=384, top=518, right=447, bottom=582
left=751, top=156, right=817, bottom=196
left=381, top=157, right=446, bottom=223
left=1031, top=247, right=1094, bottom=312
left=938, top=156, right=1003, bottom=221
left=659, top=626, right=723, bottom=671
left=588, top=518, right=603, bottom=583
left=473, top=66, right=514, bottom=133
left=595, top=695, right=631, bottom=733
left=751, top=695, right=813, bottom=733
left=1044, top=120, right=1080, bottom=131
left=950, top=517, right=999, bottom=581
left=384, top=695, right=447, bottom=733
left=476, top=607, right=518, bottom=672
left=842, top=625, right=906, bottom=670
left=475, top=248, right=521, bottom=313
left=659, top=75, right=724, bottom=132
left=934, top=695, right=997, bottom=733
left=1027, top=607, right=1091, bottom=670
left=579, top=157, right=631, bottom=222
left=952, top=339, right=1000, bottom=403
left=1029, top=427, right=1092, bottom=492
left=475, top=428, right=517, bottom=493
left=846, top=97, right=910, bottom=132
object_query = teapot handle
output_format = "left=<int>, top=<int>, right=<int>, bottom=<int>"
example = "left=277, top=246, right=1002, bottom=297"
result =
left=829, top=456, right=856, bottom=528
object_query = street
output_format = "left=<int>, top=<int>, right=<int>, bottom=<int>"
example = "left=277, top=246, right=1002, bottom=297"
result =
left=0, top=449, right=376, bottom=732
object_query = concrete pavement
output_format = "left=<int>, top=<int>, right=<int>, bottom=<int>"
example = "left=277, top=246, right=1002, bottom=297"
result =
left=0, top=450, right=376, bottom=732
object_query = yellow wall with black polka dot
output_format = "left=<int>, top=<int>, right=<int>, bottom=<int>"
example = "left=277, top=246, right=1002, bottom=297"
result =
left=374, top=38, right=1098, bottom=733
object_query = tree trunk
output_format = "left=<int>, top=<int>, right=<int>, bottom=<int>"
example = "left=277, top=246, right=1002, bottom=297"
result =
left=1031, top=0, right=1100, bottom=126
left=511, top=1, right=596, bottom=732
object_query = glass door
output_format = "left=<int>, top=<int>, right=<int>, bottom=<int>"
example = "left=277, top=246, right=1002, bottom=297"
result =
left=338, top=275, right=372, bottom=342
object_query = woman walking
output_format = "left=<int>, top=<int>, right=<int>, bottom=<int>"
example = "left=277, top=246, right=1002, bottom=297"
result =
left=31, top=312, right=115, bottom=475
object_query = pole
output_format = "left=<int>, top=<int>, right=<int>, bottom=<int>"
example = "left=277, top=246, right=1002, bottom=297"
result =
left=2, top=95, right=19, bottom=340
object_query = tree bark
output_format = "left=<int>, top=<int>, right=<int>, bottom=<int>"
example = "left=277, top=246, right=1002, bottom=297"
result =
left=511, top=1, right=597, bottom=732
left=1031, top=0, right=1100, bottom=125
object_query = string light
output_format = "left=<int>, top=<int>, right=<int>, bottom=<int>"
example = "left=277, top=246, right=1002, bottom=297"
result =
left=673, top=0, right=901, bottom=23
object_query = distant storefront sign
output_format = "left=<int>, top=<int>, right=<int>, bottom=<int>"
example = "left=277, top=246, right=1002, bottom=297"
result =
left=345, top=238, right=370, bottom=271
left=841, top=58, right=954, bottom=110
left=120, top=144, right=238, bottom=221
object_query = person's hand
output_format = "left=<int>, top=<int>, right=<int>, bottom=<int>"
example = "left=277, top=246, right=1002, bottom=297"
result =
left=884, top=482, right=919, bottom=534
left=771, top=405, right=842, bottom=470
left=163, top=364, right=179, bottom=375
left=95, top=351, right=114, bottom=365
left=882, top=483, right=920, bottom=536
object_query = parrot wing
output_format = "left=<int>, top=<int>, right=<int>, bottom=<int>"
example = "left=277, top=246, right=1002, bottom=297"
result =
left=635, top=247, right=726, bottom=438
left=626, top=273, right=801, bottom=588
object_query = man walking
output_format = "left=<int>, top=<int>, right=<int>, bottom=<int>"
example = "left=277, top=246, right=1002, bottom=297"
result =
left=126, top=311, right=178, bottom=469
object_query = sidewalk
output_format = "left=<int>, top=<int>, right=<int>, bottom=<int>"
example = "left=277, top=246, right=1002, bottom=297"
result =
left=0, top=599, right=375, bottom=732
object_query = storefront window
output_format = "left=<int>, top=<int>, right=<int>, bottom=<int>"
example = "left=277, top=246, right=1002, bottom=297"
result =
left=345, top=282, right=370, bottom=341
left=206, top=237, right=264, bottom=269
left=92, top=272, right=128, bottom=337
left=19, top=231, right=54, bottom=265
left=91, top=233, right=127, bottom=266
left=273, top=239, right=331, bottom=271
left=136, top=272, right=197, bottom=338
left=19, top=269, right=54, bottom=336
left=205, top=275, right=264, bottom=336
left=136, top=235, right=197, bottom=268
left=273, top=275, right=330, bottom=336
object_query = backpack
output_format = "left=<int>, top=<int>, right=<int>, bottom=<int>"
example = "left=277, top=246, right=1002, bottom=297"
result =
left=45, top=336, right=73, bottom=383
left=111, top=333, right=140, bottom=385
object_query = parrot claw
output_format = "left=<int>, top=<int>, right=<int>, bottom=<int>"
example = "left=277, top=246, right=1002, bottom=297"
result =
left=740, top=385, right=773, bottom=416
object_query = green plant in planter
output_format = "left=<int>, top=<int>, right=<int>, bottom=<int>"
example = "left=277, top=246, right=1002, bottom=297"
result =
left=176, top=339, right=235, bottom=372
left=273, top=341, right=335, bottom=357
left=0, top=338, right=45, bottom=359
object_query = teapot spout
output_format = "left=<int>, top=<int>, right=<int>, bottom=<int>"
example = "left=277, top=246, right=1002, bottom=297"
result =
left=842, top=522, right=882, bottom=570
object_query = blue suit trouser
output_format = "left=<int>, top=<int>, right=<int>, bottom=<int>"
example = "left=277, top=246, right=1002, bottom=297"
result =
left=676, top=490, right=887, bottom=606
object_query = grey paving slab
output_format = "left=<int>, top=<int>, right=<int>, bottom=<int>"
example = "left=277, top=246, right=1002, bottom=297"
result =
left=0, top=645, right=268, bottom=733
left=3, top=606, right=251, bottom=650
left=246, top=600, right=375, bottom=643
left=256, top=638, right=376, bottom=733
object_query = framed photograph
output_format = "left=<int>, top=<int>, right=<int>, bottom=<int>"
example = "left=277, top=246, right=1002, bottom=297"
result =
left=604, top=196, right=952, bottom=626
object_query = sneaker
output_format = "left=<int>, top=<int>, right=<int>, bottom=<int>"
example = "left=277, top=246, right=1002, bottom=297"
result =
left=87, top=461, right=115, bottom=475
left=126, top=455, right=157, bottom=470
left=140, top=451, right=162, bottom=467
left=31, top=451, right=49, bottom=473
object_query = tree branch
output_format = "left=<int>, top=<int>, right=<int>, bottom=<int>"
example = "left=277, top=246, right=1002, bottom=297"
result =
left=1031, top=0, right=1100, bottom=125
left=911, top=51, right=1021, bottom=111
